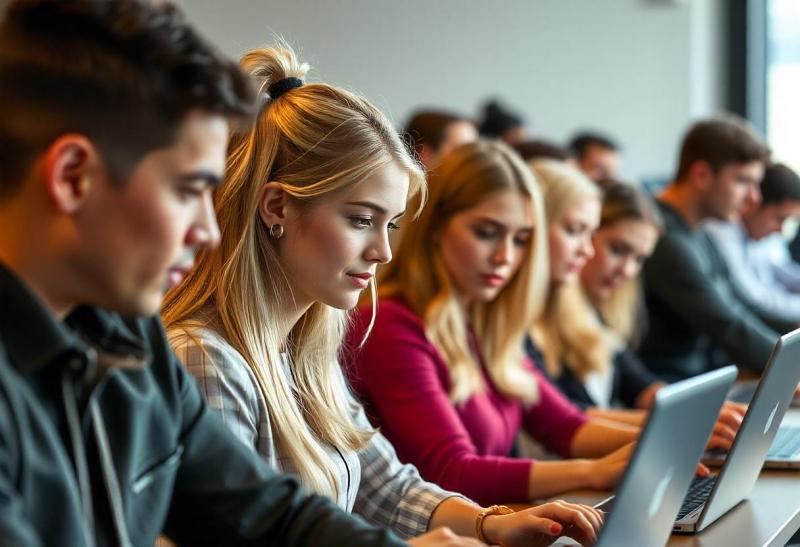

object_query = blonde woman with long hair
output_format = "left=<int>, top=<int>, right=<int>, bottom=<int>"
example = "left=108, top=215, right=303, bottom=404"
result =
left=528, top=164, right=745, bottom=444
left=344, top=141, right=646, bottom=506
left=162, top=46, right=602, bottom=547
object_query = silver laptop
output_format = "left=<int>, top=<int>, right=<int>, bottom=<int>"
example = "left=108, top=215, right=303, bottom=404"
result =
left=590, top=366, right=736, bottom=547
left=675, top=328, right=800, bottom=533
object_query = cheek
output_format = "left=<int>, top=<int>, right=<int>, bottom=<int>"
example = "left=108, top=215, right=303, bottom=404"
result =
left=296, top=219, right=360, bottom=274
left=441, top=231, right=483, bottom=278
left=549, top=231, right=572, bottom=269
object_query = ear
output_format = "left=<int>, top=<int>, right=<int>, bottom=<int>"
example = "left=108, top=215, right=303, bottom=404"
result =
left=42, top=134, right=99, bottom=214
left=258, top=181, right=289, bottom=227
left=418, top=145, right=435, bottom=168
left=687, top=160, right=713, bottom=192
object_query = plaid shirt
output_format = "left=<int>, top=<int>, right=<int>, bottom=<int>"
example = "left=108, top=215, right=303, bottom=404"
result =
left=169, top=327, right=460, bottom=539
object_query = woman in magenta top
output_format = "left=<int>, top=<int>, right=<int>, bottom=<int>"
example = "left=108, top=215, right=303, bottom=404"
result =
left=344, top=141, right=640, bottom=506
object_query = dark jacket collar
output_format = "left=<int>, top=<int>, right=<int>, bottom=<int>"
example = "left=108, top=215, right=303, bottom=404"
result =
left=0, top=262, right=147, bottom=375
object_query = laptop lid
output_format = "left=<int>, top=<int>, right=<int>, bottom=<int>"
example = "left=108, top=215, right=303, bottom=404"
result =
left=597, top=366, right=736, bottom=547
left=695, top=328, right=800, bottom=531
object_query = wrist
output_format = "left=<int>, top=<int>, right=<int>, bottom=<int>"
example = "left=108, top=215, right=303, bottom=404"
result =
left=475, top=505, right=513, bottom=544
left=574, top=458, right=596, bottom=489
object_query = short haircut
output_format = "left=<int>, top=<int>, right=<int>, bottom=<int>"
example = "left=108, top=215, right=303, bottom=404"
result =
left=760, top=163, right=800, bottom=205
left=568, top=131, right=619, bottom=161
left=513, top=139, right=569, bottom=162
left=0, top=0, right=256, bottom=199
left=674, top=115, right=770, bottom=181
left=404, top=110, right=469, bottom=156
left=477, top=100, right=523, bottom=138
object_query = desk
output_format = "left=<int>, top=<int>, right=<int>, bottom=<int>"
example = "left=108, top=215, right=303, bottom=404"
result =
left=539, top=408, right=800, bottom=547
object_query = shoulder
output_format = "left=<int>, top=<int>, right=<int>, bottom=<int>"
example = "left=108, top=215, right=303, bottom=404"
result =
left=168, top=326, right=261, bottom=400
left=350, top=297, right=427, bottom=347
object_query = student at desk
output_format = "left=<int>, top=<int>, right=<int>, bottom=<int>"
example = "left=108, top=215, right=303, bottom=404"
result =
left=527, top=170, right=745, bottom=440
left=345, top=141, right=642, bottom=506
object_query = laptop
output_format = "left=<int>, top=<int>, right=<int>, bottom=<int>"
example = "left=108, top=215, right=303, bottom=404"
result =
left=674, top=328, right=800, bottom=533
left=588, top=366, right=736, bottom=547
left=703, top=327, right=800, bottom=470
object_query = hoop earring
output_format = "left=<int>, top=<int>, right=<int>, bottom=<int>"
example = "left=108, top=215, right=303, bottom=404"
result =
left=269, top=223, right=284, bottom=239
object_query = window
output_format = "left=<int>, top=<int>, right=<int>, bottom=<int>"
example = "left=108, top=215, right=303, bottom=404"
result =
left=766, top=0, right=800, bottom=172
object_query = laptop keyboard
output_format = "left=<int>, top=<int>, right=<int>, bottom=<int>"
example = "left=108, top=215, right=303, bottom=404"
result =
left=677, top=475, right=717, bottom=519
left=768, top=427, right=800, bottom=459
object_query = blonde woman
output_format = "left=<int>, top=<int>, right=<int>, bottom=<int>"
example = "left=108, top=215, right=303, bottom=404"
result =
left=344, top=141, right=643, bottom=506
left=528, top=164, right=745, bottom=441
left=162, top=46, right=602, bottom=547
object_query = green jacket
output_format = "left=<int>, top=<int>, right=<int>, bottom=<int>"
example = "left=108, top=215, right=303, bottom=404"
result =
left=0, top=263, right=406, bottom=547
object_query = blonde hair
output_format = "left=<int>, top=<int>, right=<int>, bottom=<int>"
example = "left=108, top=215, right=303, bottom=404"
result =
left=162, top=45, right=425, bottom=499
left=529, top=159, right=609, bottom=380
left=591, top=179, right=663, bottom=347
left=380, top=140, right=546, bottom=404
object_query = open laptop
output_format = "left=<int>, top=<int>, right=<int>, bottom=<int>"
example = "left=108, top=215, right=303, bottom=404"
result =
left=588, top=366, right=736, bottom=547
left=704, top=327, right=800, bottom=469
left=674, top=328, right=800, bottom=533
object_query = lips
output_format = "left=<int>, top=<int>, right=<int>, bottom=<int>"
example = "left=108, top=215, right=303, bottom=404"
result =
left=346, top=272, right=373, bottom=289
left=481, top=273, right=506, bottom=288
left=166, top=264, right=193, bottom=289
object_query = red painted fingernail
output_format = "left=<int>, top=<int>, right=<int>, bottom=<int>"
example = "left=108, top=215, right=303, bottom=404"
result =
left=551, top=523, right=562, bottom=534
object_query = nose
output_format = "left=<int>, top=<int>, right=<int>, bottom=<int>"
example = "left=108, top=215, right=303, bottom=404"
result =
left=491, top=237, right=513, bottom=266
left=748, top=182, right=762, bottom=209
left=365, top=227, right=393, bottom=264
left=579, top=234, right=595, bottom=260
left=187, top=192, right=221, bottom=249
left=621, top=256, right=640, bottom=280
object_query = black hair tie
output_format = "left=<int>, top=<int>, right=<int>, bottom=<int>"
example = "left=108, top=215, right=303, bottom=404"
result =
left=268, top=77, right=303, bottom=100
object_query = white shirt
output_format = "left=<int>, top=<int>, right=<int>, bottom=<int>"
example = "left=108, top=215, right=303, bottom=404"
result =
left=705, top=220, right=800, bottom=323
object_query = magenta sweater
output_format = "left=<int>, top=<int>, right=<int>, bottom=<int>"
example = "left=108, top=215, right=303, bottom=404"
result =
left=343, top=298, right=588, bottom=505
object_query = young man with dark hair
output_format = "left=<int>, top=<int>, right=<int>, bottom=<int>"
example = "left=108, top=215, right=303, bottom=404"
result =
left=638, top=115, right=775, bottom=382
left=706, top=163, right=800, bottom=324
left=0, top=1, right=411, bottom=545
left=568, top=132, right=620, bottom=182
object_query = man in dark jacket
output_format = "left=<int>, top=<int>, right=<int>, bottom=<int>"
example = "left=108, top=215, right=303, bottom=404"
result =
left=638, top=116, right=775, bottom=382
left=0, top=1, right=408, bottom=545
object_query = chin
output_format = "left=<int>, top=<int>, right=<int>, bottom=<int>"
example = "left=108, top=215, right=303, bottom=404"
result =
left=324, top=291, right=362, bottom=311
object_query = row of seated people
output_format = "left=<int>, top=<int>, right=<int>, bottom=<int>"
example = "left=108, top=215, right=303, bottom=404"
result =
left=162, top=41, right=772, bottom=544
left=2, top=0, right=796, bottom=545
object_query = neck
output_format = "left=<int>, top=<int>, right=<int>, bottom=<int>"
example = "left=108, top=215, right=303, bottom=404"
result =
left=0, top=210, right=74, bottom=320
left=740, top=214, right=759, bottom=240
left=278, top=296, right=313, bottom=352
left=660, top=183, right=704, bottom=230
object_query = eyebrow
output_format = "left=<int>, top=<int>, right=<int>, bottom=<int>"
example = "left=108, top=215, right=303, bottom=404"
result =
left=177, top=170, right=223, bottom=188
left=473, top=217, right=534, bottom=232
left=346, top=201, right=406, bottom=219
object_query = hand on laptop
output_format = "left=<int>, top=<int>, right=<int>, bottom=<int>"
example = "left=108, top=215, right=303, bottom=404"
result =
left=481, top=500, right=604, bottom=547
left=705, top=401, right=747, bottom=452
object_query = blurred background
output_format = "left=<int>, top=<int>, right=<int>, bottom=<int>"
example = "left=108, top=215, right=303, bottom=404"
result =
left=6, top=0, right=781, bottom=185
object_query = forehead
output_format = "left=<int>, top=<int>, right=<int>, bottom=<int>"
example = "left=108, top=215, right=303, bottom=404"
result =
left=336, top=161, right=410, bottom=213
left=719, top=160, right=764, bottom=181
left=598, top=218, right=659, bottom=248
left=560, top=197, right=601, bottom=223
left=136, top=111, right=229, bottom=174
left=457, top=189, right=533, bottom=226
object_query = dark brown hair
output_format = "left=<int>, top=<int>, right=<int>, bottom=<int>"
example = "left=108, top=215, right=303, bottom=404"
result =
left=403, top=110, right=470, bottom=156
left=0, top=0, right=256, bottom=199
left=675, top=115, right=769, bottom=182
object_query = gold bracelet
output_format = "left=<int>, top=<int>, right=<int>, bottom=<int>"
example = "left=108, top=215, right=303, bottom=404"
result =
left=475, top=504, right=514, bottom=543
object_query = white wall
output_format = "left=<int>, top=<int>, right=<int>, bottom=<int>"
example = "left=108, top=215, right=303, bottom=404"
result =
left=178, top=0, right=728, bottom=181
